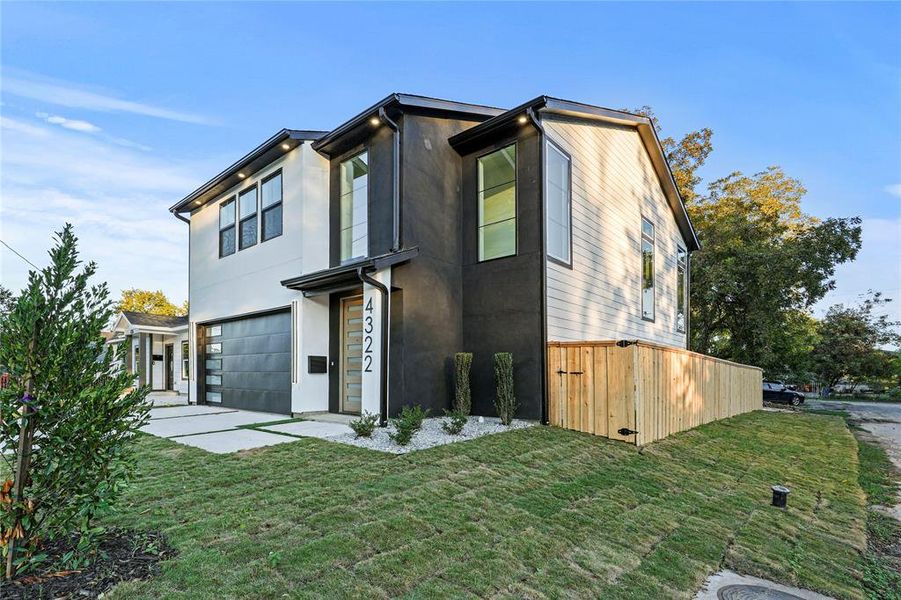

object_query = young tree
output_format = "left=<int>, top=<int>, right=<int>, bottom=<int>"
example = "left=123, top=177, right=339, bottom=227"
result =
left=813, top=292, right=900, bottom=389
left=118, top=288, right=186, bottom=316
left=0, top=225, right=150, bottom=578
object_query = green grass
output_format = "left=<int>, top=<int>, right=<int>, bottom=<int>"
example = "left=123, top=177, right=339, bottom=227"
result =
left=103, top=411, right=870, bottom=600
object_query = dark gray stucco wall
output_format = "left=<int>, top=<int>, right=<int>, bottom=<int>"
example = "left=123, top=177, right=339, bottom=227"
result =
left=461, top=129, right=544, bottom=420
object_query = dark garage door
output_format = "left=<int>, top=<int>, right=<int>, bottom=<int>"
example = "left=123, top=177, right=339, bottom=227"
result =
left=203, top=310, right=291, bottom=414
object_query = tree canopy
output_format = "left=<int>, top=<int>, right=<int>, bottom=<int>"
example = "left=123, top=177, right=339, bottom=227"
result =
left=117, top=288, right=187, bottom=316
left=631, top=107, right=864, bottom=378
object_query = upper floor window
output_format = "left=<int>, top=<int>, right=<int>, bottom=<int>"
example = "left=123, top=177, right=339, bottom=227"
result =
left=261, top=171, right=283, bottom=242
left=640, top=217, right=655, bottom=321
left=546, top=141, right=571, bottom=265
left=238, top=186, right=258, bottom=250
left=340, top=151, right=369, bottom=263
left=478, top=144, right=516, bottom=261
left=219, top=198, right=236, bottom=257
left=676, top=245, right=687, bottom=332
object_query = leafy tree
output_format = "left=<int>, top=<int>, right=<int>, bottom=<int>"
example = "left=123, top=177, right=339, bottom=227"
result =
left=0, top=225, right=150, bottom=578
left=689, top=168, right=861, bottom=372
left=117, top=288, right=187, bottom=316
left=0, top=285, right=14, bottom=317
left=812, top=292, right=900, bottom=389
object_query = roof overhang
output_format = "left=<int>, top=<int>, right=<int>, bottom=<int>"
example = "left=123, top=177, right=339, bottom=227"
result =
left=281, top=247, right=419, bottom=296
left=312, top=93, right=505, bottom=158
left=170, top=129, right=328, bottom=214
left=449, top=96, right=701, bottom=251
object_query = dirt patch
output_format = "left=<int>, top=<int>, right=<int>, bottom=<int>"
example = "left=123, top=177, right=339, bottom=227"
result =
left=0, top=529, right=173, bottom=599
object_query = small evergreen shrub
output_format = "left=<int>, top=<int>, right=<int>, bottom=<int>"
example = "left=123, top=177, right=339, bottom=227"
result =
left=388, top=405, right=429, bottom=446
left=453, top=352, right=473, bottom=414
left=349, top=411, right=378, bottom=438
left=441, top=409, right=468, bottom=435
left=493, top=352, right=517, bottom=425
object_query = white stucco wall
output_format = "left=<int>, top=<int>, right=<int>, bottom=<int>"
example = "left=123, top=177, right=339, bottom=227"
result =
left=543, top=115, right=690, bottom=349
left=187, top=142, right=330, bottom=409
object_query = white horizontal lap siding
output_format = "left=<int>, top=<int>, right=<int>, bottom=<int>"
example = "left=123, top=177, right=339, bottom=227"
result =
left=544, top=116, right=687, bottom=348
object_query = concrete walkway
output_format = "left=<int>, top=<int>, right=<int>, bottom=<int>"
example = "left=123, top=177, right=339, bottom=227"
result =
left=142, top=405, right=355, bottom=453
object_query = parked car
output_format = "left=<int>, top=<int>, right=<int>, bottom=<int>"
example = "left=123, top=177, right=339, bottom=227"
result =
left=763, top=381, right=805, bottom=406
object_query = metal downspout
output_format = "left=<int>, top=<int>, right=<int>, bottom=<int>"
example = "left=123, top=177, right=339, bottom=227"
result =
left=526, top=107, right=550, bottom=426
left=378, top=107, right=402, bottom=252
left=357, top=267, right=390, bottom=427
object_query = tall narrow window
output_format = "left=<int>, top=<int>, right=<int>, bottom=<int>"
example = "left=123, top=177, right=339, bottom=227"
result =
left=676, top=245, right=687, bottom=332
left=546, top=141, right=571, bottom=265
left=219, top=198, right=236, bottom=257
left=261, top=171, right=283, bottom=241
left=181, top=340, right=190, bottom=379
left=238, top=186, right=258, bottom=250
left=478, top=144, right=516, bottom=261
left=640, top=217, right=655, bottom=321
left=340, top=151, right=369, bottom=263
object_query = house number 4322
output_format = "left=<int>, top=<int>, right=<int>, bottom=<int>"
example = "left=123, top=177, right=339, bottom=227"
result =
left=363, top=297, right=374, bottom=373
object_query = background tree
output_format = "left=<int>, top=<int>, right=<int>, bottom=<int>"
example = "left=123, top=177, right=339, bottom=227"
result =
left=631, top=106, right=863, bottom=376
left=0, top=225, right=150, bottom=578
left=812, top=292, right=900, bottom=389
left=0, top=285, right=14, bottom=317
left=117, top=288, right=187, bottom=316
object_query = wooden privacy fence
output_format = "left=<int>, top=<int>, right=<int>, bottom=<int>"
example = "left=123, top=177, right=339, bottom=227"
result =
left=547, top=340, right=762, bottom=445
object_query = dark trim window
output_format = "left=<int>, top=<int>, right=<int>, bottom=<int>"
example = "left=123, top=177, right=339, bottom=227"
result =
left=238, top=185, right=258, bottom=250
left=181, top=340, right=189, bottom=379
left=478, top=144, right=517, bottom=261
left=545, top=140, right=572, bottom=265
left=339, top=151, right=369, bottom=263
left=219, top=198, right=236, bottom=257
left=640, top=217, right=655, bottom=321
left=261, top=170, right=283, bottom=242
left=676, top=244, right=687, bottom=333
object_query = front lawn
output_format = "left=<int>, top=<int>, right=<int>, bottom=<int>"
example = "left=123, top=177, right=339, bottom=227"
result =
left=104, top=411, right=868, bottom=599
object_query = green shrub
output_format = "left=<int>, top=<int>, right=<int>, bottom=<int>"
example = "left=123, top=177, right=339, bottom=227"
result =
left=0, top=225, right=151, bottom=578
left=493, top=352, right=517, bottom=425
left=453, top=352, right=473, bottom=414
left=888, top=387, right=901, bottom=401
left=388, top=405, right=429, bottom=446
left=441, top=409, right=468, bottom=435
left=349, top=411, right=378, bottom=438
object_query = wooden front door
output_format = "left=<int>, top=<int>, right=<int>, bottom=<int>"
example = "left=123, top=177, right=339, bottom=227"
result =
left=340, top=296, right=364, bottom=414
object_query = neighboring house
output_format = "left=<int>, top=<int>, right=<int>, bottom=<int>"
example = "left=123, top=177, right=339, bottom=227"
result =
left=105, top=311, right=190, bottom=395
left=169, top=93, right=699, bottom=424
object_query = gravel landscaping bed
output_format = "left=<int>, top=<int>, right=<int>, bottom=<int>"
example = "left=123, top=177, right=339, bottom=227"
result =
left=331, top=415, right=535, bottom=454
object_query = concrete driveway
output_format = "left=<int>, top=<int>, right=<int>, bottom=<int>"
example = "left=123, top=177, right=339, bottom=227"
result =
left=142, top=405, right=352, bottom=454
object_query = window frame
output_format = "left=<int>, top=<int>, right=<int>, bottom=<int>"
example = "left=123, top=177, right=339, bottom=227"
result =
left=338, top=148, right=370, bottom=264
left=640, top=216, right=656, bottom=322
left=476, top=142, right=518, bottom=263
left=544, top=138, right=573, bottom=269
left=218, top=197, right=236, bottom=258
left=180, top=340, right=189, bottom=380
left=238, top=184, right=259, bottom=251
left=260, top=169, right=283, bottom=242
left=675, top=243, right=687, bottom=333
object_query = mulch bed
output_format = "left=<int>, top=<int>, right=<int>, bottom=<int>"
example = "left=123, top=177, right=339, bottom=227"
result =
left=0, top=529, right=174, bottom=599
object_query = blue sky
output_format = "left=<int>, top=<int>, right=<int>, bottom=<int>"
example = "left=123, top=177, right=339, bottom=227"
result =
left=1, top=2, right=899, bottom=319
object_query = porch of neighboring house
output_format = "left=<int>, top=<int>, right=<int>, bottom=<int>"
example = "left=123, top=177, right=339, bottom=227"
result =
left=105, top=312, right=191, bottom=398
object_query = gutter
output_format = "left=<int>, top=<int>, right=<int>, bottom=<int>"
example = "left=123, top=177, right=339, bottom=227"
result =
left=526, top=106, right=550, bottom=426
left=356, top=267, right=390, bottom=427
left=378, top=107, right=402, bottom=251
left=172, top=211, right=190, bottom=224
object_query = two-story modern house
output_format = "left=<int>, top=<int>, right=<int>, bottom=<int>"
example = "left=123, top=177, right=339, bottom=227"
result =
left=170, top=94, right=699, bottom=426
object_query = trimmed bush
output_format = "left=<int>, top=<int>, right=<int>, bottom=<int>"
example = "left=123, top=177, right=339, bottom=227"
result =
left=493, top=352, right=517, bottom=425
left=389, top=405, right=429, bottom=446
left=453, top=352, right=473, bottom=415
left=349, top=412, right=378, bottom=438
left=441, top=409, right=468, bottom=435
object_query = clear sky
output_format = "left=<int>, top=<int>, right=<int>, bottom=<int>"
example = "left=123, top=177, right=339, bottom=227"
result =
left=1, top=2, right=899, bottom=320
